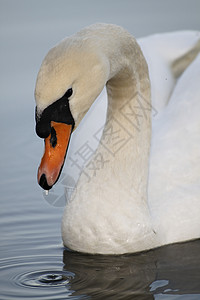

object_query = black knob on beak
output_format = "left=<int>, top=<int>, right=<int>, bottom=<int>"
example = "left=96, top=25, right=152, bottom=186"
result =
left=39, top=174, right=52, bottom=190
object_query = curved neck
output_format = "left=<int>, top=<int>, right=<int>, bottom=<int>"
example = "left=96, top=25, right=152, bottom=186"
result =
left=76, top=24, right=152, bottom=202
left=96, top=31, right=152, bottom=201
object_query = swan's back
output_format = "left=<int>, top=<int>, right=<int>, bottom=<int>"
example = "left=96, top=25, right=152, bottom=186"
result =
left=139, top=31, right=200, bottom=113
left=149, top=53, right=200, bottom=244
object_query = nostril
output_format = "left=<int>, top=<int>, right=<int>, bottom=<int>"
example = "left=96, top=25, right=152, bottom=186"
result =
left=39, top=174, right=52, bottom=190
left=50, top=127, right=57, bottom=148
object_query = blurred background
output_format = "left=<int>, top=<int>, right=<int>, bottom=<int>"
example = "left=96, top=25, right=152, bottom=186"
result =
left=0, top=1, right=200, bottom=298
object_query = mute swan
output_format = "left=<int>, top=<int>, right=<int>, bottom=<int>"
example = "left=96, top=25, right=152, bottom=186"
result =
left=35, top=24, right=200, bottom=254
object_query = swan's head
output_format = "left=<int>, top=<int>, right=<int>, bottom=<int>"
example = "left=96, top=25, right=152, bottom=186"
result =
left=35, top=36, right=109, bottom=190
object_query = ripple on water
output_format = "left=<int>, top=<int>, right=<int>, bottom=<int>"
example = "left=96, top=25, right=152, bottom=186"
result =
left=0, top=255, right=76, bottom=300
left=16, top=270, right=73, bottom=288
left=1, top=241, right=200, bottom=299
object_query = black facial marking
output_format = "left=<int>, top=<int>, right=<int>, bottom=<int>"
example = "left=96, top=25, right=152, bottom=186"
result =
left=35, top=90, right=74, bottom=138
left=50, top=127, right=57, bottom=148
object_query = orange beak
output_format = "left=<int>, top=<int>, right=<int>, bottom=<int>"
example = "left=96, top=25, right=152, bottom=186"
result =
left=37, top=121, right=72, bottom=190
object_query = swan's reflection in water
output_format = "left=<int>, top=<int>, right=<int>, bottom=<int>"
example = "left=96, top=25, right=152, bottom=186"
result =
left=63, top=240, right=200, bottom=299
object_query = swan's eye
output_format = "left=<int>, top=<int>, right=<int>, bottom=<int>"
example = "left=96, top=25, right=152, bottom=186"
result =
left=64, top=88, right=73, bottom=99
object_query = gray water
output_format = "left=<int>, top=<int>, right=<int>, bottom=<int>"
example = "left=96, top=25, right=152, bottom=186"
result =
left=1, top=1, right=200, bottom=299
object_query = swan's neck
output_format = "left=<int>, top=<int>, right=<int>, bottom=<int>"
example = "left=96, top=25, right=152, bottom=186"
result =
left=96, top=32, right=152, bottom=203
left=76, top=26, right=152, bottom=205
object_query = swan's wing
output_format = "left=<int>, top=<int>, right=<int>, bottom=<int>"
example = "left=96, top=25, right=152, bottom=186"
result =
left=149, top=53, right=200, bottom=242
left=139, top=31, right=200, bottom=114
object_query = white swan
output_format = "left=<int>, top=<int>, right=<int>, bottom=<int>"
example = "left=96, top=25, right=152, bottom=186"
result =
left=35, top=24, right=200, bottom=254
